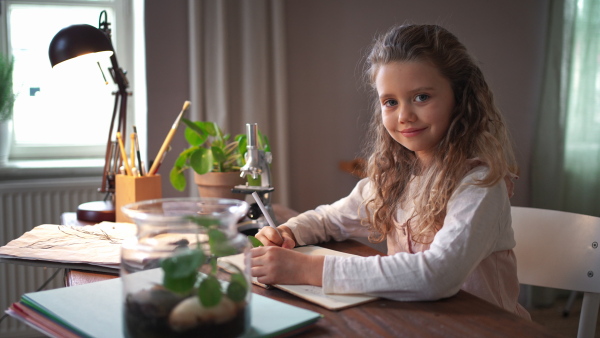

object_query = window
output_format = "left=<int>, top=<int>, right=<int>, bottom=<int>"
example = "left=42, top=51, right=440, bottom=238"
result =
left=531, top=0, right=600, bottom=217
left=0, top=0, right=134, bottom=160
left=561, top=0, right=600, bottom=213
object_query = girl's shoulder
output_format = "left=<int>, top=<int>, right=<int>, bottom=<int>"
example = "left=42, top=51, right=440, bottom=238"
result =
left=460, top=158, right=517, bottom=198
left=465, top=158, right=486, bottom=173
left=463, top=157, right=517, bottom=180
left=461, top=158, right=489, bottom=182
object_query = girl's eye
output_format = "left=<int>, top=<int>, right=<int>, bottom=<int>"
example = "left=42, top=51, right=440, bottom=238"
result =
left=415, top=94, right=430, bottom=102
left=383, top=99, right=398, bottom=107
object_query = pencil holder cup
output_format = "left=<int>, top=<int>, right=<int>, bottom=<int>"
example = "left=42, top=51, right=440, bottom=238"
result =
left=115, top=174, right=163, bottom=223
left=120, top=198, right=251, bottom=338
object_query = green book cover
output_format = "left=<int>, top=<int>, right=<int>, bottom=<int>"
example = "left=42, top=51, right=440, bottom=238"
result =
left=20, top=269, right=322, bottom=337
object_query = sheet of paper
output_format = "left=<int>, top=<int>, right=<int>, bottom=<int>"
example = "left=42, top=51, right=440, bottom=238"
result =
left=0, top=222, right=136, bottom=269
left=219, top=245, right=378, bottom=310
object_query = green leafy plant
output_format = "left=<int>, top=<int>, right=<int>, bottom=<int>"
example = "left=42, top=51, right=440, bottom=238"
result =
left=159, top=216, right=249, bottom=308
left=247, top=235, right=264, bottom=247
left=170, top=119, right=270, bottom=191
left=0, top=53, right=15, bottom=122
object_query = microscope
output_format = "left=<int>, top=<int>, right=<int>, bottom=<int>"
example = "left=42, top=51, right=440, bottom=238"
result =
left=234, top=123, right=276, bottom=235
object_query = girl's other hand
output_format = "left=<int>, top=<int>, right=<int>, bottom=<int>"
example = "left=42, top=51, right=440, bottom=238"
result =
left=255, top=225, right=296, bottom=249
left=250, top=246, right=324, bottom=286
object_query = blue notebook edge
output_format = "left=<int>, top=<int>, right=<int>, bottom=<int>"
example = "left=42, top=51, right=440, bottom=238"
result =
left=19, top=270, right=322, bottom=338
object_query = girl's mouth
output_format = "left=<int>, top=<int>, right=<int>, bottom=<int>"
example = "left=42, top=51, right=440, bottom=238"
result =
left=400, top=127, right=426, bottom=137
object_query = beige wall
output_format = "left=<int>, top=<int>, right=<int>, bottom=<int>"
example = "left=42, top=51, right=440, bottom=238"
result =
left=145, top=0, right=549, bottom=213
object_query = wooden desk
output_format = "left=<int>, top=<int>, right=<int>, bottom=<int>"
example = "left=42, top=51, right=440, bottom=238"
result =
left=67, top=239, right=560, bottom=337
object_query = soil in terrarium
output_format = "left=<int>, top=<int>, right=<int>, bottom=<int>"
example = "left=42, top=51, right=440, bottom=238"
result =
left=124, top=287, right=249, bottom=338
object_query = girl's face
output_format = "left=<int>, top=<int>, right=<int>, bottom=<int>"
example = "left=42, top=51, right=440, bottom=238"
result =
left=376, top=61, right=455, bottom=165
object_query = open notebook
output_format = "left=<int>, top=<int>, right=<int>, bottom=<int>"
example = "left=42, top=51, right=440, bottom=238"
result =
left=219, top=245, right=378, bottom=310
left=6, top=268, right=322, bottom=338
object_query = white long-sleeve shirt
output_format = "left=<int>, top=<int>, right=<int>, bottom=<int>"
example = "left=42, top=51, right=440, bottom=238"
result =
left=284, top=166, right=530, bottom=319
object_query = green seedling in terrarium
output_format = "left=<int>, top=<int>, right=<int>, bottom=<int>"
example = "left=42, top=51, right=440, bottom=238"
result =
left=159, top=216, right=248, bottom=308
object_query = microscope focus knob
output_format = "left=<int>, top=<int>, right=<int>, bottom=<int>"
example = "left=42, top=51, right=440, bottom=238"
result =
left=264, top=152, right=273, bottom=164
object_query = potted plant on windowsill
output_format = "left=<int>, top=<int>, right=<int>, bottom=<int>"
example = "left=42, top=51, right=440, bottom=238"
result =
left=169, top=120, right=269, bottom=199
left=0, top=53, right=15, bottom=164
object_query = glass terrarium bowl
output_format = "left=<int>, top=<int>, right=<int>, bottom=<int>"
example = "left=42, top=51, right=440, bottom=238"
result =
left=120, top=197, right=251, bottom=338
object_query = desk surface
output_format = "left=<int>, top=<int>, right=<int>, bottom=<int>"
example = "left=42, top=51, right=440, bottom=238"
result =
left=67, top=240, right=560, bottom=337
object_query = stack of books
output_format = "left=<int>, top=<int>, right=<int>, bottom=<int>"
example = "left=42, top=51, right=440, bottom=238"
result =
left=6, top=269, right=322, bottom=337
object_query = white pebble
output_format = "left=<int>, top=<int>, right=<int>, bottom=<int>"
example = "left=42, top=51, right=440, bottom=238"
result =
left=168, top=296, right=237, bottom=332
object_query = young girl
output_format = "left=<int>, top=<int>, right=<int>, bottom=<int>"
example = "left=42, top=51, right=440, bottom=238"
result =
left=251, top=24, right=530, bottom=319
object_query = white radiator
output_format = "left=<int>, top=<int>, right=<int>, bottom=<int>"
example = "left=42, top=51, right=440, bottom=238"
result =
left=0, top=177, right=100, bottom=337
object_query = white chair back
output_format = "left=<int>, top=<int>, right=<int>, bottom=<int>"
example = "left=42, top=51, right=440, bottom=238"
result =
left=512, top=206, right=600, bottom=338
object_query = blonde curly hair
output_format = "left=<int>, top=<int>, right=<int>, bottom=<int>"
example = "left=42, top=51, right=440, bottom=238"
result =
left=362, top=24, right=518, bottom=244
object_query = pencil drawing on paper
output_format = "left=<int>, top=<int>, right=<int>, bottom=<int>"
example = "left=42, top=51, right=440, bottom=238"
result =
left=23, top=225, right=122, bottom=249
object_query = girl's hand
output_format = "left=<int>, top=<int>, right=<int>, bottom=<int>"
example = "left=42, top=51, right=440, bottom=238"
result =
left=250, top=246, right=324, bottom=286
left=255, top=225, right=296, bottom=249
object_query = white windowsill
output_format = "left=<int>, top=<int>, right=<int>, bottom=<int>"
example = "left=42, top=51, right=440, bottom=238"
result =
left=0, top=158, right=104, bottom=181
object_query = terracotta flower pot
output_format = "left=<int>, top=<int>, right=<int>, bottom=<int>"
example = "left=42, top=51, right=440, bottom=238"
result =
left=194, top=171, right=245, bottom=200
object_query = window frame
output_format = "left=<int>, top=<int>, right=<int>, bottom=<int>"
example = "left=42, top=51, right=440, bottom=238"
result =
left=0, top=0, right=135, bottom=160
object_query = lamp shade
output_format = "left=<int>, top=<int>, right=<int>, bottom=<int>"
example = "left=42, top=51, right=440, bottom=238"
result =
left=49, top=24, right=114, bottom=67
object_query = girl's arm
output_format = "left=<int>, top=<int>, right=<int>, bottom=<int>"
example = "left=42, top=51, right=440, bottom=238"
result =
left=322, top=168, right=515, bottom=301
left=250, top=178, right=371, bottom=285
left=282, top=178, right=372, bottom=246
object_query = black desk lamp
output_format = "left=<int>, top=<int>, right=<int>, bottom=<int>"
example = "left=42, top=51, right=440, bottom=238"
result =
left=48, top=10, right=130, bottom=222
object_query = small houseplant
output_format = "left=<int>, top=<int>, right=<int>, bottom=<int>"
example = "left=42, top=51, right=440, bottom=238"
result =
left=0, top=53, right=14, bottom=122
left=0, top=53, right=15, bottom=163
left=170, top=119, right=270, bottom=195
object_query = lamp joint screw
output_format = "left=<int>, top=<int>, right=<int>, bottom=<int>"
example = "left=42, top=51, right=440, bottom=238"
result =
left=593, top=242, right=598, bottom=249
left=588, top=271, right=594, bottom=278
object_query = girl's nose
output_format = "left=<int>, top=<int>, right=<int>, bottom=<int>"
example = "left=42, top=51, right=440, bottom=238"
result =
left=398, top=103, right=415, bottom=123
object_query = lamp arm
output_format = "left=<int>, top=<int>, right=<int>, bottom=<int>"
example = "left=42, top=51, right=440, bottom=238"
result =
left=108, top=52, right=129, bottom=136
left=100, top=91, right=121, bottom=193
left=98, top=10, right=131, bottom=194
left=99, top=54, right=129, bottom=194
